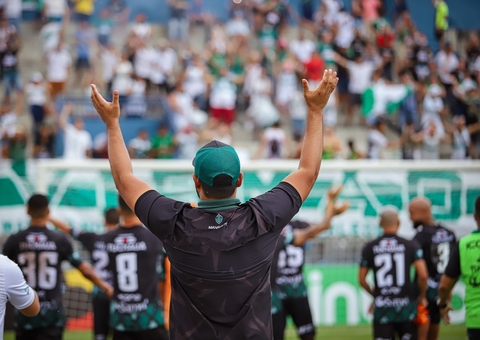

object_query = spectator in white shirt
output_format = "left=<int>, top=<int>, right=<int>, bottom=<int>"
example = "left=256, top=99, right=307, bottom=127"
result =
left=333, top=7, right=355, bottom=49
left=289, top=30, right=316, bottom=63
left=175, top=124, right=198, bottom=160
left=335, top=52, right=380, bottom=125
left=133, top=41, right=155, bottom=92
left=58, top=103, right=93, bottom=159
left=100, top=44, right=119, bottom=95
left=112, top=52, right=133, bottom=107
left=0, top=102, right=18, bottom=159
left=128, top=129, right=151, bottom=159
left=367, top=116, right=400, bottom=159
left=131, top=12, right=152, bottom=42
left=25, top=72, right=48, bottom=135
left=46, top=41, right=72, bottom=100
left=435, top=42, right=459, bottom=103
left=226, top=11, right=250, bottom=38
left=39, top=21, right=62, bottom=52
left=43, top=0, right=67, bottom=22
left=150, top=39, right=177, bottom=92
left=0, top=255, right=40, bottom=335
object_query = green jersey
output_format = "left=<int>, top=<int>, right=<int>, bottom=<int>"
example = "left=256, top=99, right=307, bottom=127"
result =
left=445, top=230, right=480, bottom=328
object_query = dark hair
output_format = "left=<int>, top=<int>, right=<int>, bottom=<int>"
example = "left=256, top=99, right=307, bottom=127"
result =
left=27, top=194, right=49, bottom=218
left=348, top=139, right=355, bottom=148
left=118, top=195, right=134, bottom=215
left=105, top=208, right=120, bottom=225
left=200, top=174, right=237, bottom=199
left=475, top=195, right=480, bottom=217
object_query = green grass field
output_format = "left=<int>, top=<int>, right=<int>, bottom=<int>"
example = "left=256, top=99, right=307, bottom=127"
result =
left=3, top=325, right=468, bottom=339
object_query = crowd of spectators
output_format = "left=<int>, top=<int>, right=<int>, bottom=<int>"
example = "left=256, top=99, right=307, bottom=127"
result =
left=1, top=0, right=480, bottom=176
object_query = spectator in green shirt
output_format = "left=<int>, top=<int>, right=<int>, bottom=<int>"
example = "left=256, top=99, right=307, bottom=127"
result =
left=150, top=125, right=176, bottom=159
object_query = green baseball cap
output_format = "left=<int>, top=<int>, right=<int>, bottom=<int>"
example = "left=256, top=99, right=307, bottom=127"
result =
left=193, top=140, right=241, bottom=187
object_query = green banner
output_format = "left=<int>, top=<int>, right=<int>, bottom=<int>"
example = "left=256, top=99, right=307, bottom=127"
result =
left=1, top=162, right=479, bottom=238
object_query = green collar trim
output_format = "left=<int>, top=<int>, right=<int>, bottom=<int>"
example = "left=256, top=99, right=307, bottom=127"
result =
left=197, top=198, right=241, bottom=210
left=472, top=229, right=480, bottom=234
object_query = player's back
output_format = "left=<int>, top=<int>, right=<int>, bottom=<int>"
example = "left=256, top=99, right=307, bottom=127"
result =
left=75, top=231, right=114, bottom=287
left=104, top=225, right=164, bottom=332
left=271, top=221, right=309, bottom=295
left=361, top=234, right=423, bottom=323
left=413, top=225, right=456, bottom=284
left=2, top=226, right=82, bottom=329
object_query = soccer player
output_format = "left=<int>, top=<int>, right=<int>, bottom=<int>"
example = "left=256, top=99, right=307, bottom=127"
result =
left=0, top=255, right=40, bottom=334
left=409, top=197, right=456, bottom=340
left=104, top=195, right=168, bottom=340
left=271, top=185, right=350, bottom=340
left=90, top=69, right=338, bottom=338
left=438, top=195, right=480, bottom=340
left=359, top=207, right=428, bottom=340
left=2, top=194, right=113, bottom=340
left=49, top=208, right=120, bottom=340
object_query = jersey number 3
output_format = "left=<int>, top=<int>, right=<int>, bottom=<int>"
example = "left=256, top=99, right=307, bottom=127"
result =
left=436, top=242, right=450, bottom=274
left=18, top=252, right=58, bottom=290
left=116, top=253, right=139, bottom=292
left=374, top=253, right=405, bottom=288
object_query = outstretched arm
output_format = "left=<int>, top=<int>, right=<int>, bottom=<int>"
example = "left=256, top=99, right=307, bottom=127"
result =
left=283, top=69, right=339, bottom=201
left=58, top=102, right=74, bottom=130
left=293, top=185, right=349, bottom=246
left=49, top=217, right=72, bottom=235
left=77, top=261, right=114, bottom=298
left=91, top=85, right=153, bottom=211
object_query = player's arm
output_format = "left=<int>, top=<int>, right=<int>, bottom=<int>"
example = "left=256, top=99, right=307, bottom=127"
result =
left=49, top=217, right=72, bottom=235
left=283, top=70, right=339, bottom=201
left=437, top=243, right=461, bottom=324
left=333, top=52, right=348, bottom=68
left=292, top=185, right=349, bottom=246
left=5, top=258, right=40, bottom=317
left=91, top=85, right=153, bottom=211
left=414, top=259, right=428, bottom=305
left=77, top=261, right=114, bottom=298
left=358, top=267, right=374, bottom=297
left=58, top=102, right=73, bottom=130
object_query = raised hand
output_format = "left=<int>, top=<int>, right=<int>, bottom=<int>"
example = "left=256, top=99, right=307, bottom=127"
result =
left=302, top=69, right=339, bottom=112
left=91, top=84, right=121, bottom=127
left=326, top=185, right=350, bottom=216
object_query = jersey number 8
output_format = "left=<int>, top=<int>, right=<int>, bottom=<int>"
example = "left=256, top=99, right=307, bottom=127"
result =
left=116, top=253, right=139, bottom=292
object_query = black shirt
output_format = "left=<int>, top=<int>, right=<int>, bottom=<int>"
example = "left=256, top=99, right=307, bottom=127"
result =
left=104, top=225, right=165, bottom=331
left=72, top=230, right=114, bottom=287
left=2, top=226, right=83, bottom=329
left=360, top=234, right=423, bottom=323
left=135, top=182, right=302, bottom=339
left=271, top=220, right=309, bottom=289
left=413, top=225, right=456, bottom=285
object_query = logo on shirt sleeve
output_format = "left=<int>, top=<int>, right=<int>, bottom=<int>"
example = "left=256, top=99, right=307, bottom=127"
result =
left=215, top=214, right=223, bottom=224
left=23, top=286, right=30, bottom=295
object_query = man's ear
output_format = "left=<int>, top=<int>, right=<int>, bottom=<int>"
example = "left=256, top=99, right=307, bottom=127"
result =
left=45, top=208, right=50, bottom=219
left=193, top=174, right=202, bottom=189
left=236, top=172, right=244, bottom=188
